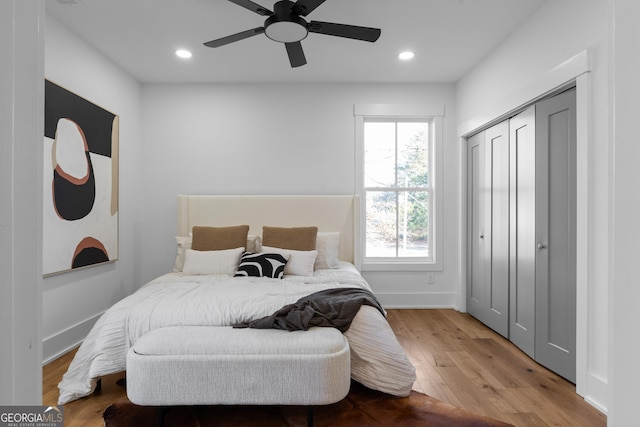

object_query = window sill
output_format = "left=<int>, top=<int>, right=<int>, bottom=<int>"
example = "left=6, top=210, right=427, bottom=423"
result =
left=361, top=261, right=442, bottom=272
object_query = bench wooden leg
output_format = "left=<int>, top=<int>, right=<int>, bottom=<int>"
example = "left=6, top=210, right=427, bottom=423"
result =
left=157, top=406, right=167, bottom=427
left=93, top=378, right=102, bottom=395
left=307, top=406, right=314, bottom=427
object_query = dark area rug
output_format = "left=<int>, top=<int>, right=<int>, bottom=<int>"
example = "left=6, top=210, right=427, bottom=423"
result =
left=103, top=381, right=514, bottom=427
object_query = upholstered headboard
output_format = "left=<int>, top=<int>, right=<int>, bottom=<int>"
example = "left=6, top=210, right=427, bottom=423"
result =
left=177, top=195, right=361, bottom=268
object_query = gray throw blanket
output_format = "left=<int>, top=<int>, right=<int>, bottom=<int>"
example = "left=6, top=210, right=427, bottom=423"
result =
left=234, top=287, right=384, bottom=333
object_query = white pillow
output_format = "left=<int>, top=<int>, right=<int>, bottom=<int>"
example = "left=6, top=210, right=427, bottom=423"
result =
left=173, top=235, right=192, bottom=272
left=182, top=247, right=244, bottom=275
left=315, top=231, right=341, bottom=269
left=261, top=246, right=318, bottom=277
left=174, top=235, right=261, bottom=272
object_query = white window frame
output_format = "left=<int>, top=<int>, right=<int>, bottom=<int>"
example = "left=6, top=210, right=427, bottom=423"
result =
left=354, top=104, right=444, bottom=272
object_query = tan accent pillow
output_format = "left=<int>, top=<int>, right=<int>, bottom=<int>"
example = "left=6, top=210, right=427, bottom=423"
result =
left=191, top=225, right=250, bottom=251
left=262, top=226, right=318, bottom=251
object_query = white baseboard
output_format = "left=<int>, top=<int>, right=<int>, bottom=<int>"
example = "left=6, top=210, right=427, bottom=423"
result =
left=42, top=311, right=103, bottom=364
left=583, top=373, right=608, bottom=414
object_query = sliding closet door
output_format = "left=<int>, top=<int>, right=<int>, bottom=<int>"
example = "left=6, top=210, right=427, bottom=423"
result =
left=535, top=88, right=577, bottom=383
left=509, top=106, right=536, bottom=359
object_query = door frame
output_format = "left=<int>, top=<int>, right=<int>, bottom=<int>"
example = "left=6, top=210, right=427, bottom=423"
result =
left=458, top=49, right=590, bottom=397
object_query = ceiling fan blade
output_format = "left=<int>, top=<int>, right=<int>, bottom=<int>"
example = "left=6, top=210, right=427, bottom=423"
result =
left=308, top=21, right=381, bottom=42
left=292, top=0, right=325, bottom=16
left=204, top=27, right=265, bottom=48
left=228, top=0, right=272, bottom=16
left=285, top=42, right=307, bottom=67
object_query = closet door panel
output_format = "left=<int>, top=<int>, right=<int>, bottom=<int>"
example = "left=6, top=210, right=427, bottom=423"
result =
left=535, top=88, right=577, bottom=382
left=466, top=132, right=485, bottom=322
left=485, top=121, right=509, bottom=337
left=509, top=106, right=536, bottom=358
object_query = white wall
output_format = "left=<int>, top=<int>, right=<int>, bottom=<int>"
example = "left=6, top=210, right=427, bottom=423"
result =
left=456, top=0, right=609, bottom=413
left=609, top=0, right=640, bottom=424
left=140, top=83, right=459, bottom=307
left=42, top=15, right=143, bottom=363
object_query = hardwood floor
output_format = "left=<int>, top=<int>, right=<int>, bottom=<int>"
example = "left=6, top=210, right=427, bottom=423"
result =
left=386, top=309, right=606, bottom=426
left=43, top=309, right=606, bottom=427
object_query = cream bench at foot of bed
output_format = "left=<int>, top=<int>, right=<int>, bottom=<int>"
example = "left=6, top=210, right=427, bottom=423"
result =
left=126, top=325, right=351, bottom=427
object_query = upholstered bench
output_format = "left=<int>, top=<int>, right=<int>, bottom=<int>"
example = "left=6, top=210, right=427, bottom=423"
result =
left=126, top=325, right=351, bottom=426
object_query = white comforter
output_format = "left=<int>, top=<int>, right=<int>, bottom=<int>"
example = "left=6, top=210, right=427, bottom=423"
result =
left=57, top=263, right=416, bottom=404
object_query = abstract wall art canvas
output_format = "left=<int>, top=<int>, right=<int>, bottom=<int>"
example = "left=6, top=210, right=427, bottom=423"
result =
left=43, top=80, right=119, bottom=275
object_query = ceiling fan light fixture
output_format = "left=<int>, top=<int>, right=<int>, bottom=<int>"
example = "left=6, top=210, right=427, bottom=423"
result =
left=264, top=16, right=308, bottom=43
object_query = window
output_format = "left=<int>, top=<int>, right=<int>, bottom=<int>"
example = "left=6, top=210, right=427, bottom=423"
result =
left=355, top=105, right=443, bottom=271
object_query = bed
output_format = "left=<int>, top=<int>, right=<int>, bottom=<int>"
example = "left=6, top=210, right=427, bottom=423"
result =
left=57, top=195, right=416, bottom=405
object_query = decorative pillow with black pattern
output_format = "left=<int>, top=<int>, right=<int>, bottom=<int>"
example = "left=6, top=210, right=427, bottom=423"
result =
left=234, top=251, right=289, bottom=279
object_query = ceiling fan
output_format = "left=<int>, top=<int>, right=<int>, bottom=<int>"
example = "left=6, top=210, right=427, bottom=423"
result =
left=204, top=0, right=382, bottom=68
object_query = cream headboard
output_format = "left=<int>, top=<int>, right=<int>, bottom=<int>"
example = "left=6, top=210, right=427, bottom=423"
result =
left=177, top=195, right=361, bottom=269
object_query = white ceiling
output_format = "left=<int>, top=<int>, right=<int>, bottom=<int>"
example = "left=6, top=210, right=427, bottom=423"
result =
left=46, top=0, right=547, bottom=84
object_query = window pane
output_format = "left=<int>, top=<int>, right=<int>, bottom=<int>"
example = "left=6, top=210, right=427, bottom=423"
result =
left=397, top=122, right=429, bottom=187
left=397, top=191, right=429, bottom=257
left=364, top=122, right=396, bottom=187
left=360, top=116, right=435, bottom=262
left=365, top=191, right=397, bottom=257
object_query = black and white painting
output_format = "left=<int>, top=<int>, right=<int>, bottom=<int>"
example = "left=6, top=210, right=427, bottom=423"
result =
left=43, top=80, right=119, bottom=275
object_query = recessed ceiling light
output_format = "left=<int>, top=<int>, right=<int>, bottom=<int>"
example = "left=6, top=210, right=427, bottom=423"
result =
left=398, top=51, right=415, bottom=61
left=175, top=49, right=192, bottom=59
